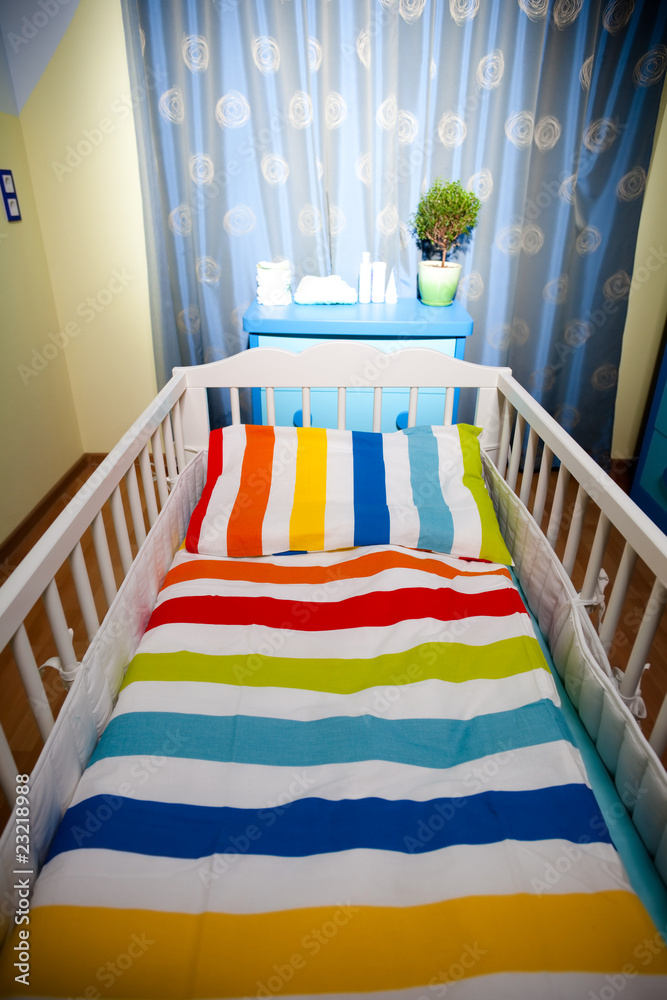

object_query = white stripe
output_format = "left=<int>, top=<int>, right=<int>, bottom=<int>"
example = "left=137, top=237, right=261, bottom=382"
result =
left=262, top=427, right=298, bottom=554
left=197, top=424, right=245, bottom=556
left=33, top=840, right=630, bottom=914
left=113, top=671, right=558, bottom=723
left=324, top=429, right=355, bottom=550
left=137, top=613, right=538, bottom=659
left=155, top=564, right=515, bottom=606
left=273, top=977, right=667, bottom=1000
left=436, top=426, right=483, bottom=559
left=384, top=432, right=421, bottom=547
left=73, top=744, right=588, bottom=810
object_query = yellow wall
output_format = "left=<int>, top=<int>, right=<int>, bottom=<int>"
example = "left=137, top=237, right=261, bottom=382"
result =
left=613, top=83, right=667, bottom=460
left=19, top=0, right=156, bottom=456
left=0, top=111, right=82, bottom=541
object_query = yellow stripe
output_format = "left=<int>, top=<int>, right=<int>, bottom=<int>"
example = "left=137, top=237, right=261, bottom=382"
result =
left=5, top=893, right=665, bottom=997
left=289, top=426, right=327, bottom=551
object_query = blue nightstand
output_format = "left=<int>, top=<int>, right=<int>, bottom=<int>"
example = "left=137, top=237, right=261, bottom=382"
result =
left=243, top=298, right=474, bottom=431
left=631, top=340, right=667, bottom=534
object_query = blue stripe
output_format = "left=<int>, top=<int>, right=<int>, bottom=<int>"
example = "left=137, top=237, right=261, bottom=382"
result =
left=89, top=701, right=573, bottom=770
left=404, top=426, right=454, bottom=553
left=47, top=785, right=611, bottom=862
left=352, top=430, right=390, bottom=547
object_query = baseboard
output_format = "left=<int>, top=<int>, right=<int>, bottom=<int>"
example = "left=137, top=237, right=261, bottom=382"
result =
left=0, top=452, right=107, bottom=563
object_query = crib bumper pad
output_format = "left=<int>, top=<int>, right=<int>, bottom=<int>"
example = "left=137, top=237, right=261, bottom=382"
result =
left=0, top=545, right=665, bottom=999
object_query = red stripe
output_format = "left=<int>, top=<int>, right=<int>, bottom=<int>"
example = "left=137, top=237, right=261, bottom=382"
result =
left=185, top=428, right=224, bottom=553
left=146, top=587, right=526, bottom=632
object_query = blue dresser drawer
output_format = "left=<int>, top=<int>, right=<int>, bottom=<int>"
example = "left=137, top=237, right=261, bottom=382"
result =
left=244, top=299, right=474, bottom=432
left=252, top=334, right=458, bottom=429
left=255, top=385, right=456, bottom=432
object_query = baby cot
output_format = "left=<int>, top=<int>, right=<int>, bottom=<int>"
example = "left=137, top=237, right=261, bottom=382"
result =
left=0, top=341, right=667, bottom=998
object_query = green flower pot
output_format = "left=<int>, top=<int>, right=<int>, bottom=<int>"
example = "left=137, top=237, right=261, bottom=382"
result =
left=418, top=261, right=462, bottom=306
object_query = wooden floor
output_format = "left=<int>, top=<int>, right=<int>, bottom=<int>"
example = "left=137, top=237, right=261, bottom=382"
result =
left=0, top=456, right=666, bottom=833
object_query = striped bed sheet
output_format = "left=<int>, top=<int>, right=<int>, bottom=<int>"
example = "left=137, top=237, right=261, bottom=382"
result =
left=1, top=544, right=666, bottom=999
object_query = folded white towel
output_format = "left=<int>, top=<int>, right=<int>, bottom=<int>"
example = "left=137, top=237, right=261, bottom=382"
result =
left=294, top=275, right=358, bottom=304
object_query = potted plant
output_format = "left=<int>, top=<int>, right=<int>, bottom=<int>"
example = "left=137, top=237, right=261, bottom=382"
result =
left=410, top=179, right=481, bottom=306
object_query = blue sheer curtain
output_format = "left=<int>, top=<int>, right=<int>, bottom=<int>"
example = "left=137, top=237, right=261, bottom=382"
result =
left=122, top=0, right=666, bottom=459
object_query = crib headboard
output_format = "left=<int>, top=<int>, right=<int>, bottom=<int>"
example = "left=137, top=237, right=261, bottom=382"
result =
left=172, top=341, right=512, bottom=464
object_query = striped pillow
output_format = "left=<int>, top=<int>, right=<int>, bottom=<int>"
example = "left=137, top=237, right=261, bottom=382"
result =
left=186, top=424, right=512, bottom=564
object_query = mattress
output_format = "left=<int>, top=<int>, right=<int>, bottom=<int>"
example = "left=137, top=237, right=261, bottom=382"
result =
left=1, top=543, right=665, bottom=998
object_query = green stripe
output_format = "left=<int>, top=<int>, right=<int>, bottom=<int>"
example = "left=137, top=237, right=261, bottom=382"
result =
left=458, top=424, right=513, bottom=566
left=121, top=637, right=548, bottom=694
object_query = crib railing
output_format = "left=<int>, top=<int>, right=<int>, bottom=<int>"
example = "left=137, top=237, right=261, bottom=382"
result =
left=1, top=341, right=666, bottom=829
left=495, top=371, right=667, bottom=757
left=0, top=372, right=193, bottom=810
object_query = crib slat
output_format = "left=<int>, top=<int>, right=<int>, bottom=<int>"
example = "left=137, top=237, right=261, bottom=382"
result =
left=301, top=387, right=311, bottom=427
left=373, top=387, right=383, bottom=432
left=151, top=429, right=169, bottom=507
left=443, top=388, right=454, bottom=426
left=581, top=511, right=611, bottom=603
left=407, top=387, right=418, bottom=428
left=0, top=725, right=18, bottom=804
left=266, top=387, right=276, bottom=426
left=125, top=463, right=147, bottom=548
left=619, top=578, right=667, bottom=699
left=110, top=485, right=134, bottom=577
left=68, top=541, right=99, bottom=641
left=161, top=414, right=178, bottom=481
left=230, top=387, right=241, bottom=425
left=11, top=623, right=54, bottom=742
left=532, top=443, right=553, bottom=527
left=649, top=693, right=667, bottom=758
left=92, top=511, right=118, bottom=607
left=42, top=580, right=78, bottom=687
left=506, top=414, right=525, bottom=493
left=546, top=465, right=570, bottom=548
left=139, top=444, right=159, bottom=527
left=497, top=398, right=513, bottom=479
left=599, top=542, right=639, bottom=653
left=172, top=399, right=186, bottom=472
left=519, top=427, right=538, bottom=507
left=337, top=387, right=346, bottom=430
left=562, top=484, right=589, bottom=578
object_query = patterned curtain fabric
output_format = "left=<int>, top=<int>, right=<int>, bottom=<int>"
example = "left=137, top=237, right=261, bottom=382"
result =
left=122, top=0, right=666, bottom=459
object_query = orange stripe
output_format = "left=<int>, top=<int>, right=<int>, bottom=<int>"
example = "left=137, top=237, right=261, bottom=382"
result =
left=226, top=426, right=275, bottom=557
left=163, top=548, right=512, bottom=590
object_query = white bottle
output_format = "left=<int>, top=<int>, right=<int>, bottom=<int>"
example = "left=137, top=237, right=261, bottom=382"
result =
left=358, top=251, right=372, bottom=304
left=385, top=267, right=397, bottom=304
left=371, top=260, right=386, bottom=303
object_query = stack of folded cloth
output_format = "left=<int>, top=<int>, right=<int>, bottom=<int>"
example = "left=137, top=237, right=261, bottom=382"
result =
left=256, top=260, right=292, bottom=305
left=293, top=275, right=358, bottom=304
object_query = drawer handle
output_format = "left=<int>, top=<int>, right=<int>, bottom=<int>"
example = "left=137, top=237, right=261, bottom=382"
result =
left=293, top=409, right=313, bottom=428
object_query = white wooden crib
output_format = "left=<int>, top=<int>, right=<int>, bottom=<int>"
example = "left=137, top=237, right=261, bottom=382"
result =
left=1, top=340, right=666, bottom=958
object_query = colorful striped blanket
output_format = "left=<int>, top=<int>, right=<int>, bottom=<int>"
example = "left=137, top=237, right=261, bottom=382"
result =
left=1, top=545, right=665, bottom=998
